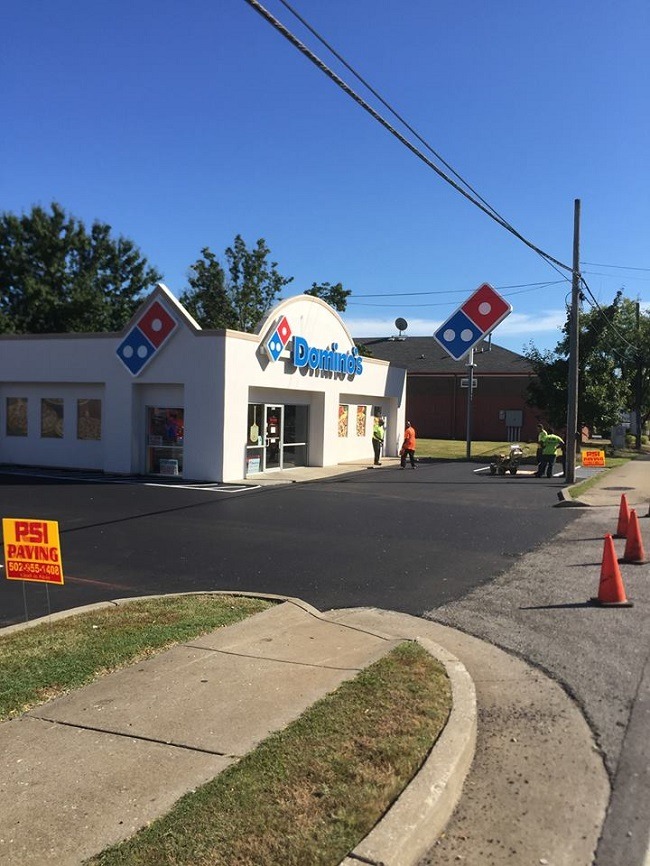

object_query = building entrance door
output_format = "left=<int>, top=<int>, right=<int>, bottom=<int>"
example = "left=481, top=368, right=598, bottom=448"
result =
left=265, top=405, right=282, bottom=470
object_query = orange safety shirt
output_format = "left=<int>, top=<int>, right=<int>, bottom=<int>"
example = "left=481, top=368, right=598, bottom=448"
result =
left=403, top=426, right=416, bottom=450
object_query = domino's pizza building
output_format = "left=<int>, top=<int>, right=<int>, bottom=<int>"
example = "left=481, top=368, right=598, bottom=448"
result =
left=0, top=285, right=407, bottom=482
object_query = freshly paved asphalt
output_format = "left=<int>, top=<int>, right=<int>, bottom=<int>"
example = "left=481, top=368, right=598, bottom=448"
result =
left=0, top=460, right=580, bottom=627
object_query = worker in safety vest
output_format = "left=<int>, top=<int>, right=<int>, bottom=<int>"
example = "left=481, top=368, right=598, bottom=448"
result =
left=372, top=417, right=384, bottom=466
left=535, top=427, right=564, bottom=478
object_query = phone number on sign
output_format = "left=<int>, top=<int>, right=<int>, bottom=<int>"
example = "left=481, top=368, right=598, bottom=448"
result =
left=7, top=561, right=61, bottom=578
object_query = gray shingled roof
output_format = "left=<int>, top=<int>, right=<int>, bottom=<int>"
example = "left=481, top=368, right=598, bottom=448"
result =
left=353, top=336, right=533, bottom=375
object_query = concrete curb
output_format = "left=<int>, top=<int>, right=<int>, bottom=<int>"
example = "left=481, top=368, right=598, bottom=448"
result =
left=555, top=485, right=590, bottom=507
left=340, top=636, right=477, bottom=866
left=0, top=589, right=321, bottom=636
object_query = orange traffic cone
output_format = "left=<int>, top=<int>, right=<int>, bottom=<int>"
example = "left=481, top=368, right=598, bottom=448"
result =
left=620, top=509, right=647, bottom=565
left=591, top=534, right=633, bottom=606
left=614, top=493, right=630, bottom=538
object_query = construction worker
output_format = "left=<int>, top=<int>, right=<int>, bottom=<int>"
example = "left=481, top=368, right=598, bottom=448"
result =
left=400, top=420, right=417, bottom=469
left=372, top=417, right=384, bottom=466
left=535, top=427, right=564, bottom=478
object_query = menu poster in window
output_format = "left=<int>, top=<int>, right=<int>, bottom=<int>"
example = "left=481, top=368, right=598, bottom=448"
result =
left=338, top=404, right=349, bottom=438
left=356, top=405, right=367, bottom=437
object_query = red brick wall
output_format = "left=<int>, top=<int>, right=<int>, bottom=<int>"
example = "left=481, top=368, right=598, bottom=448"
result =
left=406, top=374, right=541, bottom=443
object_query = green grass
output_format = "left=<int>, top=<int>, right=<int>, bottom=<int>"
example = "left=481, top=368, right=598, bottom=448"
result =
left=4, top=596, right=452, bottom=866
left=0, top=594, right=273, bottom=720
left=83, top=641, right=450, bottom=866
left=417, top=439, right=535, bottom=461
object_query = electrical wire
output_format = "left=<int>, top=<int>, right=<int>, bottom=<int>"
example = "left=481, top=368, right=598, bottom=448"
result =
left=276, top=0, right=508, bottom=228
left=579, top=275, right=641, bottom=354
left=353, top=280, right=566, bottom=299
left=581, top=262, right=650, bottom=272
left=242, top=0, right=573, bottom=276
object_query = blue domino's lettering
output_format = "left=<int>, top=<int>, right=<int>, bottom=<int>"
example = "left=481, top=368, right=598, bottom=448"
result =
left=293, top=336, right=363, bottom=375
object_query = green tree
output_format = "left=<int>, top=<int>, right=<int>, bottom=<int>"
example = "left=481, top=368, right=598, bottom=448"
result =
left=0, top=203, right=161, bottom=333
left=305, top=281, right=351, bottom=311
left=182, top=236, right=293, bottom=333
left=225, top=235, right=293, bottom=332
left=178, top=248, right=237, bottom=329
left=525, top=291, right=650, bottom=443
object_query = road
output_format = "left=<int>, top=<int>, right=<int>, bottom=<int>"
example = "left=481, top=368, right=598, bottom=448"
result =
left=0, top=463, right=578, bottom=626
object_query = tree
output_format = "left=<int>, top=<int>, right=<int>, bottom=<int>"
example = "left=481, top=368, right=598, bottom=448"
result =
left=181, top=235, right=293, bottom=333
left=305, top=281, right=351, bottom=312
left=525, top=291, right=650, bottom=442
left=225, top=235, right=293, bottom=332
left=0, top=203, right=161, bottom=333
left=178, top=248, right=237, bottom=330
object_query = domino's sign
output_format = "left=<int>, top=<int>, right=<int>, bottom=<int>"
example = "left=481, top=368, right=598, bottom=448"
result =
left=116, top=299, right=178, bottom=375
left=262, top=315, right=363, bottom=376
left=433, top=283, right=512, bottom=361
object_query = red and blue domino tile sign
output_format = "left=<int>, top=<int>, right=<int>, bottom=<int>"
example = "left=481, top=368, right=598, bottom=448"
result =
left=264, top=315, right=292, bottom=361
left=116, top=299, right=178, bottom=375
left=433, top=283, right=512, bottom=361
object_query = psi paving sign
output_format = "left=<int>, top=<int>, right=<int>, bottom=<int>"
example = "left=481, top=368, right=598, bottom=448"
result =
left=2, top=518, right=64, bottom=585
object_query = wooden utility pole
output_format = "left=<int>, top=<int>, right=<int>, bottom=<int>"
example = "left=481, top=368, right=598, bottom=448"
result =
left=565, top=199, right=581, bottom=483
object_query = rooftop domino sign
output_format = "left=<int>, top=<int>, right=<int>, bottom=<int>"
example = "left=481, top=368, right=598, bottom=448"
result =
left=263, top=315, right=363, bottom=376
left=116, top=299, right=178, bottom=376
left=434, top=283, right=512, bottom=361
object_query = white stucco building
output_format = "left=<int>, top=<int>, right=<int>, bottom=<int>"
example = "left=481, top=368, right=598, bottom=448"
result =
left=0, top=285, right=407, bottom=482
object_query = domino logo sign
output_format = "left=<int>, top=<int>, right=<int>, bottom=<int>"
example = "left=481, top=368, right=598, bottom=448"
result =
left=263, top=315, right=292, bottom=362
left=116, top=300, right=178, bottom=375
left=434, top=283, right=512, bottom=361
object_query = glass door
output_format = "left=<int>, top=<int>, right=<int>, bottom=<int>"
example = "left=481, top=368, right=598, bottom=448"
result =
left=282, top=405, right=308, bottom=467
left=265, top=405, right=283, bottom=470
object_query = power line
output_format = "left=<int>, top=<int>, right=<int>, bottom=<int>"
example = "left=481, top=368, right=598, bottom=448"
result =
left=581, top=261, right=650, bottom=272
left=579, top=276, right=641, bottom=354
left=351, top=280, right=566, bottom=300
left=276, top=0, right=508, bottom=228
left=242, top=0, right=572, bottom=276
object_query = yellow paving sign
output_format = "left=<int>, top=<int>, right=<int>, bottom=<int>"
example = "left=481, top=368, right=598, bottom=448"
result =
left=2, top=518, right=64, bottom=585
left=581, top=450, right=606, bottom=468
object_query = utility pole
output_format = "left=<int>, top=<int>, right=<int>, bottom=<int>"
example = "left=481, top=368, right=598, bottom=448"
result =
left=565, top=199, right=581, bottom=484
left=465, top=347, right=475, bottom=459
left=635, top=300, right=642, bottom=450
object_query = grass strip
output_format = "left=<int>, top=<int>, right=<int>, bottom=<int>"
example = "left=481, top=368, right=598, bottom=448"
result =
left=84, top=641, right=451, bottom=866
left=0, top=594, right=273, bottom=720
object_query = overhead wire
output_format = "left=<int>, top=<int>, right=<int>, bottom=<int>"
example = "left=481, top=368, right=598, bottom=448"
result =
left=579, top=275, right=641, bottom=354
left=245, top=0, right=648, bottom=361
left=242, top=0, right=573, bottom=277
left=349, top=281, right=566, bottom=306
left=581, top=262, right=650, bottom=272
left=352, top=280, right=566, bottom=299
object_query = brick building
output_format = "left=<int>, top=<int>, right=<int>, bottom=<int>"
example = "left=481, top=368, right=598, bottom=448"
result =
left=355, top=336, right=541, bottom=443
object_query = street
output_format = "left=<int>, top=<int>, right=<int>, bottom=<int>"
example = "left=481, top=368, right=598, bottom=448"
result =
left=0, top=463, right=577, bottom=626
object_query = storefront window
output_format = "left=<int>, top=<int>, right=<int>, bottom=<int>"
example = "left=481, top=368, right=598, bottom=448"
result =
left=77, top=399, right=102, bottom=440
left=6, top=398, right=27, bottom=436
left=147, top=407, right=184, bottom=475
left=338, top=404, right=349, bottom=437
left=41, top=398, right=63, bottom=438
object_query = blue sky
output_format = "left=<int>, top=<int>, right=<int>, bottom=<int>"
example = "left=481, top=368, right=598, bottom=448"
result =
left=3, top=0, right=649, bottom=354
